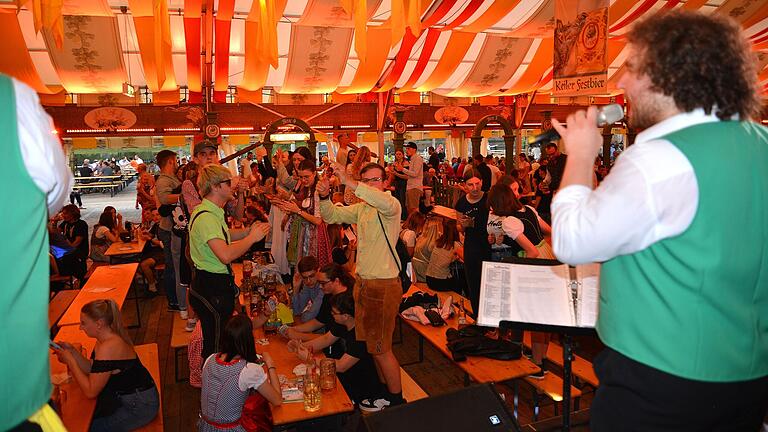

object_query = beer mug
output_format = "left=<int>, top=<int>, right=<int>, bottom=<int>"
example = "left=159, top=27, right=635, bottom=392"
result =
left=319, top=358, right=336, bottom=391
left=303, top=366, right=322, bottom=412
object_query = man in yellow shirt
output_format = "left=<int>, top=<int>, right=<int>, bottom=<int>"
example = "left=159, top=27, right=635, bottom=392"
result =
left=316, top=162, right=404, bottom=411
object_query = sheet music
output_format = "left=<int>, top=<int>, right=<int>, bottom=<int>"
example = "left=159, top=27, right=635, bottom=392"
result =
left=576, top=263, right=601, bottom=327
left=478, top=262, right=574, bottom=328
left=477, top=262, right=514, bottom=327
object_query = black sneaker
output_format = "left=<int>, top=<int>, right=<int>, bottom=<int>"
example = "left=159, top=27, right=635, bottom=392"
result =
left=529, top=368, right=547, bottom=380
left=359, top=398, right=391, bottom=412
left=167, top=304, right=181, bottom=312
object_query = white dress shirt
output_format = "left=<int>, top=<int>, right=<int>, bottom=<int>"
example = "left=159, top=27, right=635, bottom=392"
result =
left=551, top=109, right=720, bottom=264
left=14, top=78, right=72, bottom=213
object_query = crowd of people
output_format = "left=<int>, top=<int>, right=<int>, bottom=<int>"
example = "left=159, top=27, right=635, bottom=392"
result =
left=42, top=89, right=625, bottom=429
left=6, top=9, right=765, bottom=432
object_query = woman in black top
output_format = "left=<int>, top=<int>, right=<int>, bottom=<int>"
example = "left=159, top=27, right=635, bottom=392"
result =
left=54, top=299, right=159, bottom=431
left=55, top=204, right=89, bottom=280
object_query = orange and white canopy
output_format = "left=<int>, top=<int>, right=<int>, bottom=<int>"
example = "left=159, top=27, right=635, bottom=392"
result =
left=2, top=0, right=768, bottom=101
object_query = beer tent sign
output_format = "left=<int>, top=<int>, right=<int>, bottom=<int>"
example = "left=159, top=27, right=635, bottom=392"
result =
left=553, top=0, right=609, bottom=96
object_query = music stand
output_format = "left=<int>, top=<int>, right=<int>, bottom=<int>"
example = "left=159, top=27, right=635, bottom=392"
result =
left=494, top=257, right=597, bottom=431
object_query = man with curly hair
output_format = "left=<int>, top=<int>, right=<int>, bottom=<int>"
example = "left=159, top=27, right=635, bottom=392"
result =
left=550, top=11, right=768, bottom=431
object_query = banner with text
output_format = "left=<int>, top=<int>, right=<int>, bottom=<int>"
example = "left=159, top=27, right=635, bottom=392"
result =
left=553, top=0, right=609, bottom=96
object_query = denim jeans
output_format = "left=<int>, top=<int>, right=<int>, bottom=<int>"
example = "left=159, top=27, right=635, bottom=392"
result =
left=89, top=387, right=159, bottom=432
left=171, top=232, right=187, bottom=311
left=157, top=228, right=178, bottom=307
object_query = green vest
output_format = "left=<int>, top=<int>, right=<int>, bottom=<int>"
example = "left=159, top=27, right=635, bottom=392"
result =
left=599, top=121, right=768, bottom=382
left=0, top=76, right=52, bottom=428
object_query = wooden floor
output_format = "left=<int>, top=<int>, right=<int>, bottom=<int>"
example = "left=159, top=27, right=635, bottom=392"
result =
left=69, top=181, right=600, bottom=431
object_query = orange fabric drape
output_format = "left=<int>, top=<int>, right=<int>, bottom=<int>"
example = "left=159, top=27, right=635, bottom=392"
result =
left=239, top=0, right=287, bottom=91
left=184, top=0, right=202, bottom=98
left=499, top=39, right=554, bottom=95
left=38, top=86, right=67, bottom=105
left=743, top=2, right=768, bottom=29
left=461, top=0, right=522, bottom=33
left=397, top=91, right=421, bottom=104
left=337, top=26, right=392, bottom=94
left=339, top=1, right=428, bottom=94
left=152, top=90, right=180, bottom=105
left=0, top=11, right=56, bottom=93
left=128, top=0, right=176, bottom=92
left=341, top=0, right=369, bottom=61
left=236, top=88, right=263, bottom=103
left=446, top=37, right=533, bottom=97
left=401, top=31, right=476, bottom=92
left=213, top=0, right=235, bottom=101
left=331, top=92, right=358, bottom=103
left=478, top=96, right=499, bottom=106
left=376, top=0, right=456, bottom=92
left=16, top=0, right=64, bottom=48
left=680, top=0, right=709, bottom=10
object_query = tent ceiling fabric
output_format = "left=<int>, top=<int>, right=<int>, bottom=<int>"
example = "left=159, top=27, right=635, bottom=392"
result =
left=2, top=0, right=768, bottom=98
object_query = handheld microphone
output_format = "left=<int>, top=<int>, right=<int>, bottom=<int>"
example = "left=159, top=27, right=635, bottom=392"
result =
left=531, top=104, right=624, bottom=144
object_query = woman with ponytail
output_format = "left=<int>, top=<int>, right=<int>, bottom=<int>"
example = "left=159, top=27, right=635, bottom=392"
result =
left=53, top=299, right=159, bottom=431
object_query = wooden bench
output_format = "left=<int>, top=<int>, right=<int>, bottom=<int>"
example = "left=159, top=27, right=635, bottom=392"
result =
left=72, top=182, right=122, bottom=197
left=170, top=314, right=192, bottom=382
left=522, top=332, right=599, bottom=388
left=49, top=290, right=79, bottom=331
left=400, top=368, right=428, bottom=402
left=135, top=343, right=164, bottom=431
left=519, top=373, right=582, bottom=421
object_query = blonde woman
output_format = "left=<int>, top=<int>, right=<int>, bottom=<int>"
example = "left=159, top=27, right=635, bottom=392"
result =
left=411, top=217, right=442, bottom=282
left=53, top=299, right=159, bottom=431
left=188, top=164, right=270, bottom=360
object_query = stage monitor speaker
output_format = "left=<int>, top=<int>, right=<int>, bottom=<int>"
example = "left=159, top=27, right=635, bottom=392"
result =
left=358, top=383, right=519, bottom=432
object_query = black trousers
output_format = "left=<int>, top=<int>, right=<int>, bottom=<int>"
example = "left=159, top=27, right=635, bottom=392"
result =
left=188, top=270, right=236, bottom=360
left=69, top=191, right=82, bottom=207
left=462, top=247, right=489, bottom=318
left=591, top=347, right=768, bottom=432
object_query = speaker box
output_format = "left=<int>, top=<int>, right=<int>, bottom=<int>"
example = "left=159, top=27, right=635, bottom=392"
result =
left=358, top=383, right=519, bottom=432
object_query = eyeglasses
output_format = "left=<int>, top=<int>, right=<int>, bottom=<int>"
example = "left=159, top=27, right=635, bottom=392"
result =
left=317, top=279, right=332, bottom=286
left=218, top=179, right=232, bottom=187
left=360, top=177, right=383, bottom=184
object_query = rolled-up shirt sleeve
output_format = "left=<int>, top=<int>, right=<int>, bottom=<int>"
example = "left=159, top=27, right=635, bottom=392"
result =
left=15, top=79, right=72, bottom=213
left=551, top=141, right=697, bottom=265
left=355, top=183, right=400, bottom=218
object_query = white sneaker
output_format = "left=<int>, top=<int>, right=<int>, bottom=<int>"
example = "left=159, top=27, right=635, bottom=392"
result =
left=359, top=398, right=391, bottom=412
left=179, top=310, right=188, bottom=320
left=185, top=318, right=197, bottom=332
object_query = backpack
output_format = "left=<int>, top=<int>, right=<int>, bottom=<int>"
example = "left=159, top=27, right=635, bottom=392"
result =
left=446, top=325, right=522, bottom=362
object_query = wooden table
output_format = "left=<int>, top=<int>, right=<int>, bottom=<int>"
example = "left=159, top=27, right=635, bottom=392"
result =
left=51, top=325, right=96, bottom=432
left=58, top=263, right=139, bottom=327
left=252, top=327, right=354, bottom=430
left=431, top=205, right=458, bottom=221
left=105, top=238, right=146, bottom=264
left=401, top=285, right=539, bottom=384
